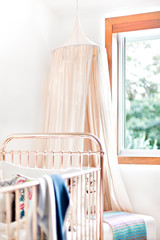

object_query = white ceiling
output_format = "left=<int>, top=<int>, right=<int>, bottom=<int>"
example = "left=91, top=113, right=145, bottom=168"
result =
left=48, top=0, right=160, bottom=17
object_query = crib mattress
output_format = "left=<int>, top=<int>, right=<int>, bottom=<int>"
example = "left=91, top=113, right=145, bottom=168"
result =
left=103, top=214, right=156, bottom=240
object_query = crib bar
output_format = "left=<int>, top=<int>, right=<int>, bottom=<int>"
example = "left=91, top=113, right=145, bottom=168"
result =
left=70, top=152, right=73, bottom=167
left=71, top=177, right=73, bottom=240
left=40, top=229, right=44, bottom=240
left=79, top=152, right=82, bottom=168
left=16, top=189, right=20, bottom=240
left=19, top=151, right=22, bottom=165
left=43, top=151, right=47, bottom=168
left=96, top=171, right=98, bottom=240
left=80, top=175, right=82, bottom=240
left=32, top=185, right=37, bottom=240
left=25, top=187, right=29, bottom=240
left=61, top=151, right=63, bottom=168
left=85, top=174, right=87, bottom=240
left=6, top=192, right=11, bottom=239
left=52, top=151, right=55, bottom=168
left=88, top=151, right=90, bottom=168
left=35, top=151, right=38, bottom=167
left=88, top=172, right=91, bottom=240
left=92, top=172, right=95, bottom=240
left=100, top=153, right=104, bottom=240
left=11, top=150, right=14, bottom=163
left=76, top=176, right=78, bottom=240
left=27, top=151, right=30, bottom=167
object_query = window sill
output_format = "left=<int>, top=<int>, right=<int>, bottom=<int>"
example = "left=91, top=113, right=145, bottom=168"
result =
left=118, top=149, right=160, bottom=157
left=118, top=156, right=160, bottom=165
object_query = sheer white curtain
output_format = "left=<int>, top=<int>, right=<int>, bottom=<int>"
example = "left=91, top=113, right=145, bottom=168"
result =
left=43, top=44, right=132, bottom=212
left=43, top=45, right=92, bottom=133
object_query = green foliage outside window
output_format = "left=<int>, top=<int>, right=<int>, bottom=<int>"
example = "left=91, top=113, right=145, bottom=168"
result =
left=125, top=39, right=160, bottom=149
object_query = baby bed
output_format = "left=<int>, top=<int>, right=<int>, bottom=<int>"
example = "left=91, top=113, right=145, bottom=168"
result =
left=0, top=133, right=104, bottom=240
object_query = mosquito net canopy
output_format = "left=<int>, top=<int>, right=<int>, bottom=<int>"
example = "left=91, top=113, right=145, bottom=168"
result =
left=43, top=18, right=132, bottom=212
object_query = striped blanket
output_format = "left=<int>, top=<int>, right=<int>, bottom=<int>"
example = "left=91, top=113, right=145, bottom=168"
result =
left=103, top=211, right=147, bottom=240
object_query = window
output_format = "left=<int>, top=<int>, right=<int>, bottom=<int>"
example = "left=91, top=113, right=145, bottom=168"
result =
left=105, top=12, right=160, bottom=164
left=119, top=29, right=160, bottom=153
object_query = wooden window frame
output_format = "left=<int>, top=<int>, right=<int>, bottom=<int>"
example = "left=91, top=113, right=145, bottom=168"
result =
left=105, top=11, right=160, bottom=165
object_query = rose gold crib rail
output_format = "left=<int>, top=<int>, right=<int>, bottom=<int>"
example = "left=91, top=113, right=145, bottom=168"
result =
left=0, top=133, right=104, bottom=239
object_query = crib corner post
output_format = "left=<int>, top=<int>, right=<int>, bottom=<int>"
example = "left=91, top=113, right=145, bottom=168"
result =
left=100, top=152, right=104, bottom=240
left=2, top=147, right=5, bottom=162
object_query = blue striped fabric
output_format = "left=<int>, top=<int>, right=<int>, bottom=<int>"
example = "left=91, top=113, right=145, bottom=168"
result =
left=103, top=211, right=147, bottom=240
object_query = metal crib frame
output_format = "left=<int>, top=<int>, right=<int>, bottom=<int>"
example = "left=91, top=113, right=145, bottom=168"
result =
left=0, top=133, right=104, bottom=239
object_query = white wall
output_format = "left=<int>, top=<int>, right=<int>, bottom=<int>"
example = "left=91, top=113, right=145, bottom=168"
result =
left=51, top=2, right=160, bottom=48
left=53, top=13, right=105, bottom=48
left=0, top=0, right=60, bottom=143
left=120, top=165, right=160, bottom=239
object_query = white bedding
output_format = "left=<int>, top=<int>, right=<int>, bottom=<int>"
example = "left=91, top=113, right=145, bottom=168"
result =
left=0, top=218, right=26, bottom=240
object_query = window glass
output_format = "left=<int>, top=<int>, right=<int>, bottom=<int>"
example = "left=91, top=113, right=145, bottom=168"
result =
left=125, top=30, right=160, bottom=149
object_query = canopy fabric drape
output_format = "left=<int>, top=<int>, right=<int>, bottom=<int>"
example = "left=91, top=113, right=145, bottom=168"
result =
left=43, top=44, right=132, bottom=212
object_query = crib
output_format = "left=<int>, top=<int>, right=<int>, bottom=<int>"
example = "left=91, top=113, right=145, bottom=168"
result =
left=0, top=133, right=104, bottom=240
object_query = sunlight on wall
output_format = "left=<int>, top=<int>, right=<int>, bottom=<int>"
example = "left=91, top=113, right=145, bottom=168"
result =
left=0, top=0, right=59, bottom=142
